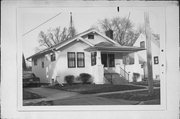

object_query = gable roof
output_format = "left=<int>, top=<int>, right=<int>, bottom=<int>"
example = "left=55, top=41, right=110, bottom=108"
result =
left=27, top=28, right=118, bottom=60
left=85, top=42, right=145, bottom=52
left=133, top=33, right=160, bottom=47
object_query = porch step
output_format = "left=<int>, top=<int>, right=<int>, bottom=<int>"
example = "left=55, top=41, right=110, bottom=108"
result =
left=104, top=73, right=128, bottom=85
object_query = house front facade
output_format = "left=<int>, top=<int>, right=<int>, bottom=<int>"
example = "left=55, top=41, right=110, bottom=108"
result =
left=27, top=29, right=144, bottom=85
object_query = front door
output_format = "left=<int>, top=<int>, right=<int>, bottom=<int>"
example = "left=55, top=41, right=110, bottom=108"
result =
left=101, top=53, right=115, bottom=72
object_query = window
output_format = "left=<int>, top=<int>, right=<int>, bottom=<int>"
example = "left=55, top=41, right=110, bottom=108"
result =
left=51, top=53, right=56, bottom=62
left=91, top=52, right=97, bottom=66
left=140, top=41, right=145, bottom=48
left=101, top=53, right=115, bottom=67
left=77, top=52, right=85, bottom=67
left=42, top=61, right=44, bottom=68
left=108, top=54, right=115, bottom=67
left=68, top=52, right=76, bottom=68
left=34, top=59, right=37, bottom=66
left=154, top=56, right=159, bottom=64
left=101, top=54, right=107, bottom=67
left=88, top=34, right=94, bottom=39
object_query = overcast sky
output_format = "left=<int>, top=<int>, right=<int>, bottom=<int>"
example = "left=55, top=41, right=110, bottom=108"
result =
left=20, top=7, right=165, bottom=59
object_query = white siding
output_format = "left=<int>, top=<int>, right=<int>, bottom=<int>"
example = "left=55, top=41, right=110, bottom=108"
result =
left=32, top=40, right=99, bottom=84
left=132, top=33, right=160, bottom=80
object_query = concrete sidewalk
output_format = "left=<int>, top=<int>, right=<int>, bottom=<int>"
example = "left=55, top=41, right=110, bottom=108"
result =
left=23, top=86, right=160, bottom=105
left=23, top=87, right=79, bottom=104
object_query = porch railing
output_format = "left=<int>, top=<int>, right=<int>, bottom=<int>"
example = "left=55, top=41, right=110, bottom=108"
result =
left=104, top=66, right=130, bottom=84
left=119, top=66, right=129, bottom=82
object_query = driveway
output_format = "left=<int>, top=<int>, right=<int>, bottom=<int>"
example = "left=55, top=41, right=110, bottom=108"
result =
left=23, top=87, right=79, bottom=104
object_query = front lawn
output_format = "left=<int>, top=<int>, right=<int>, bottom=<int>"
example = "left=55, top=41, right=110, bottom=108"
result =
left=23, top=89, right=44, bottom=100
left=49, top=84, right=145, bottom=94
left=99, top=89, right=160, bottom=103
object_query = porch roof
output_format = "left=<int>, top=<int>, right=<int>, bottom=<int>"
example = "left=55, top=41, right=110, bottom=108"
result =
left=84, top=42, right=145, bottom=53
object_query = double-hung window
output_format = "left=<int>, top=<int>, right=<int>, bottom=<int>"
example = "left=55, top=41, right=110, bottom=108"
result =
left=68, top=52, right=76, bottom=68
left=91, top=52, right=97, bottom=66
left=77, top=52, right=85, bottom=67
left=67, top=52, right=85, bottom=68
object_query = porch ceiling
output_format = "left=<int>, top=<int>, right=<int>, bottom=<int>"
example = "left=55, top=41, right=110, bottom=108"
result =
left=84, top=46, right=145, bottom=53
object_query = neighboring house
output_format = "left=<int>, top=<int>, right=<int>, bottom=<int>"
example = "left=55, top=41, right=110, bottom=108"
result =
left=27, top=28, right=144, bottom=85
left=125, top=33, right=160, bottom=82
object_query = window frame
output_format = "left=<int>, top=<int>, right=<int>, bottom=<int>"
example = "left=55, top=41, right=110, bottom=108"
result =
left=154, top=56, right=159, bottom=64
left=67, top=52, right=76, bottom=68
left=91, top=52, right=97, bottom=66
left=50, top=53, right=56, bottom=62
left=77, top=52, right=85, bottom=68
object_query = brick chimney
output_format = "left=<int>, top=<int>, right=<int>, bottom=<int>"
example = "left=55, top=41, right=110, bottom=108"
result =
left=105, top=29, right=113, bottom=40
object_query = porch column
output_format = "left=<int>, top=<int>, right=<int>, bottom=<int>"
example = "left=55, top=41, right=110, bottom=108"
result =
left=93, top=51, right=104, bottom=84
left=96, top=51, right=102, bottom=65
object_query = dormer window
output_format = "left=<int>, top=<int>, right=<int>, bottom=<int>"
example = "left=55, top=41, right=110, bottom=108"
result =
left=88, top=34, right=94, bottom=39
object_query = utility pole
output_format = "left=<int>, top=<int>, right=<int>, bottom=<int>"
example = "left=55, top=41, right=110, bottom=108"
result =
left=144, top=12, right=154, bottom=95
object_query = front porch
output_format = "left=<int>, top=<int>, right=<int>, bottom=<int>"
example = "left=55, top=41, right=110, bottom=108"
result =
left=85, top=42, right=145, bottom=84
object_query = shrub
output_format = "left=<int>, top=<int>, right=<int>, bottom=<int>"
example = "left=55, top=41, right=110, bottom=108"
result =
left=79, top=73, right=91, bottom=84
left=64, top=75, right=74, bottom=85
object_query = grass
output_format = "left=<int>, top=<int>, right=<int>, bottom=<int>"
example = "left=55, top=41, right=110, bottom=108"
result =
left=99, top=89, right=160, bottom=102
left=23, top=89, right=44, bottom=100
left=49, top=84, right=145, bottom=94
left=131, top=80, right=160, bottom=87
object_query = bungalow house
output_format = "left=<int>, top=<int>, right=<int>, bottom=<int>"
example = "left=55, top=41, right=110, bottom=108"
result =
left=124, top=33, right=160, bottom=82
left=26, top=28, right=145, bottom=85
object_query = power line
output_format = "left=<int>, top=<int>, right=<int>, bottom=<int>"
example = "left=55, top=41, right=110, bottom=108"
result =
left=23, top=12, right=62, bottom=36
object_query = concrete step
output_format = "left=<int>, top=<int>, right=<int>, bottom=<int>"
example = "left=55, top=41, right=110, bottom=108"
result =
left=104, top=73, right=128, bottom=85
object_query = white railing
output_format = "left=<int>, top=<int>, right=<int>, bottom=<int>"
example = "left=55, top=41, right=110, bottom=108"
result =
left=119, top=66, right=129, bottom=82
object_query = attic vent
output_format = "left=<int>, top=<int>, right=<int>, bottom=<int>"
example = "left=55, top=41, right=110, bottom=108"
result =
left=88, top=34, right=94, bottom=39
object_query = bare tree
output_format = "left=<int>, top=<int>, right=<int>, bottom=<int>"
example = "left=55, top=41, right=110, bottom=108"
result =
left=98, top=16, right=140, bottom=46
left=38, top=26, right=77, bottom=49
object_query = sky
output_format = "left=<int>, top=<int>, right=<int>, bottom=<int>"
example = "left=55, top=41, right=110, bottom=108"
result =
left=20, top=7, right=165, bottom=59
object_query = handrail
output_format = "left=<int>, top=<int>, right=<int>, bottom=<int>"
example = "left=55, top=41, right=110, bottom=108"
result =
left=119, top=66, right=129, bottom=82
left=103, top=66, right=130, bottom=83
left=119, top=66, right=129, bottom=75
